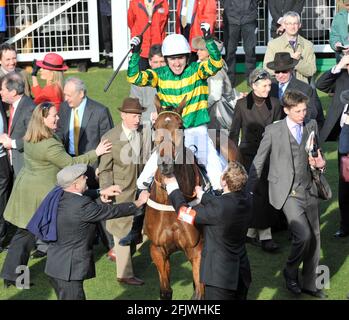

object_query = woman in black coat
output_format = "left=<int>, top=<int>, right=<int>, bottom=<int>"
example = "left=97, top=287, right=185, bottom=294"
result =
left=164, top=161, right=252, bottom=300
left=229, top=69, right=282, bottom=252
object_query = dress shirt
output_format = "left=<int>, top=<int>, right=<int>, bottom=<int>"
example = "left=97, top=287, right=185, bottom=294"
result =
left=68, top=97, right=87, bottom=155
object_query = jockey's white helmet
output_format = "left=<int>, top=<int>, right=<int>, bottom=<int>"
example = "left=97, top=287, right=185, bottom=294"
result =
left=161, top=34, right=191, bottom=57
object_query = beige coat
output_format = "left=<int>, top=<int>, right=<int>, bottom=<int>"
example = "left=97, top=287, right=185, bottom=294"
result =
left=98, top=123, right=151, bottom=237
left=263, top=33, right=316, bottom=84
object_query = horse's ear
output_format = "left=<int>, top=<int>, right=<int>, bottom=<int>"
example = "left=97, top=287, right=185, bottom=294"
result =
left=175, top=95, right=187, bottom=116
left=154, top=94, right=162, bottom=114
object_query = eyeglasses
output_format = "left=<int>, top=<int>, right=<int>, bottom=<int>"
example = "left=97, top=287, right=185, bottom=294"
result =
left=253, top=71, right=269, bottom=83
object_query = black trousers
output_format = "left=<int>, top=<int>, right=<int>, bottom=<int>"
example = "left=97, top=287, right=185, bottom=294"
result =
left=224, top=21, right=257, bottom=87
left=49, top=276, right=86, bottom=300
left=338, top=151, right=349, bottom=232
left=0, top=228, right=36, bottom=282
left=205, top=278, right=248, bottom=300
left=0, top=155, right=12, bottom=246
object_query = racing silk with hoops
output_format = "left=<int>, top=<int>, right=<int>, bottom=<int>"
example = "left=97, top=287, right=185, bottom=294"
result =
left=127, top=38, right=223, bottom=129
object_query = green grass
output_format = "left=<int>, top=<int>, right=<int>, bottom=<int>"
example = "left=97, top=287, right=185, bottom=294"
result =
left=1, top=68, right=349, bottom=300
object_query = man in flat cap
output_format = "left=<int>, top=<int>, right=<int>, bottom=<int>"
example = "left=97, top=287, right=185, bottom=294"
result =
left=28, top=164, right=149, bottom=300
left=98, top=97, right=152, bottom=286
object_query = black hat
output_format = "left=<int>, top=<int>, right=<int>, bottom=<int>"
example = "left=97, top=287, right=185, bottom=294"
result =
left=266, top=52, right=299, bottom=71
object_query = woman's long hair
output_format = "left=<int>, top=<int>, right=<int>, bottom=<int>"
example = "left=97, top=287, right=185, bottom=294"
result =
left=24, top=102, right=55, bottom=143
left=51, top=70, right=64, bottom=100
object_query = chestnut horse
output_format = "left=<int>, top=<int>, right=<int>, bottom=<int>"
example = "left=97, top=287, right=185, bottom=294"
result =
left=144, top=98, right=240, bottom=300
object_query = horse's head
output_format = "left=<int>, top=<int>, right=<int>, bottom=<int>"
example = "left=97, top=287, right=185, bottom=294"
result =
left=154, top=95, right=186, bottom=177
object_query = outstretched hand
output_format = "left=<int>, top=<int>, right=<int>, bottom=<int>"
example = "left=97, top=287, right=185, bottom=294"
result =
left=100, top=185, right=122, bottom=203
left=95, top=139, right=112, bottom=156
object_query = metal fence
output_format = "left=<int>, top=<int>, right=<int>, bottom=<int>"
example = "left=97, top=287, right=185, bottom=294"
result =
left=5, top=0, right=99, bottom=62
left=167, top=0, right=337, bottom=54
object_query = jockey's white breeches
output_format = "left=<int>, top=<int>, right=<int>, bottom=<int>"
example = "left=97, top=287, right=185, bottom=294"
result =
left=137, top=125, right=226, bottom=190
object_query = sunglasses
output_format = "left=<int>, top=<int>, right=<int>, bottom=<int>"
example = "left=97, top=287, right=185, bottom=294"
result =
left=40, top=102, right=53, bottom=115
left=253, top=71, right=269, bottom=83
left=275, top=70, right=291, bottom=74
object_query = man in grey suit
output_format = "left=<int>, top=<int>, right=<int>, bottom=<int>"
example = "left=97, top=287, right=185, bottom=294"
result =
left=42, top=164, right=149, bottom=300
left=248, top=90, right=327, bottom=298
left=0, top=72, right=35, bottom=178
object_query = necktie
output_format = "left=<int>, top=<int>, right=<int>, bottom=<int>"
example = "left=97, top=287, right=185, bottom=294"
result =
left=289, top=40, right=296, bottom=49
left=279, top=83, right=285, bottom=99
left=73, top=108, right=80, bottom=156
left=8, top=104, right=14, bottom=136
left=295, top=124, right=302, bottom=144
left=181, top=0, right=189, bottom=29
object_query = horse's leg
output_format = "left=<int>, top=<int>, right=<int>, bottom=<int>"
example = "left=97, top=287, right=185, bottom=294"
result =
left=150, top=243, right=173, bottom=300
left=184, top=242, right=205, bottom=300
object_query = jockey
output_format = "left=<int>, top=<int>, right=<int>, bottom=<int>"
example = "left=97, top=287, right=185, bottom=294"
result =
left=119, top=23, right=225, bottom=247
left=127, top=23, right=225, bottom=192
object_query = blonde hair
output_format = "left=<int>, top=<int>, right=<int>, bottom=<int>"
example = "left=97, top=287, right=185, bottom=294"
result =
left=24, top=102, right=55, bottom=143
left=51, top=70, right=64, bottom=92
left=222, top=161, right=248, bottom=192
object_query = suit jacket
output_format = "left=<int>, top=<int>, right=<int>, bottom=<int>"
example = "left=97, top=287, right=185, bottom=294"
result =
left=98, top=123, right=151, bottom=236
left=270, top=78, right=325, bottom=128
left=229, top=92, right=281, bottom=170
left=56, top=97, right=114, bottom=163
left=45, top=191, right=137, bottom=281
left=169, top=189, right=252, bottom=291
left=316, top=69, right=349, bottom=143
left=248, top=118, right=319, bottom=210
left=10, top=95, right=36, bottom=176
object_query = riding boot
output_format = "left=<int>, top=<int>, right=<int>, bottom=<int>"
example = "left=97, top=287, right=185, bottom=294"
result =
left=118, top=208, right=145, bottom=246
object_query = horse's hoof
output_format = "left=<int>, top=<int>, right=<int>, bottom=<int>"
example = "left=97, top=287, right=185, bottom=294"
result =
left=160, top=290, right=173, bottom=300
left=190, top=293, right=204, bottom=300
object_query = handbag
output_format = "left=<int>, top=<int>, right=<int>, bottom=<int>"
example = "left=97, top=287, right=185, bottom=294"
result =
left=311, top=169, right=332, bottom=201
left=340, top=155, right=349, bottom=182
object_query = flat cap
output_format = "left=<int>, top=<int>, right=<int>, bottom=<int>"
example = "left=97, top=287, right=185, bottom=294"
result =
left=57, top=164, right=87, bottom=188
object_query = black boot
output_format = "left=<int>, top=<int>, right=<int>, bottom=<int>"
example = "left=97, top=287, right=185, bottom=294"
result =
left=119, top=210, right=145, bottom=246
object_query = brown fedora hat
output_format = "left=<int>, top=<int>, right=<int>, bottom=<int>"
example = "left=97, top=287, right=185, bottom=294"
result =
left=266, top=52, right=299, bottom=71
left=118, top=97, right=146, bottom=114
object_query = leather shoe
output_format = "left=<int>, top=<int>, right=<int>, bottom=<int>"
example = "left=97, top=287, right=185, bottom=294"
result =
left=3, top=279, right=16, bottom=289
left=261, top=239, right=279, bottom=253
left=30, top=250, right=47, bottom=259
left=117, top=276, right=144, bottom=286
left=3, top=279, right=34, bottom=289
left=119, top=231, right=143, bottom=247
left=246, top=236, right=261, bottom=247
left=301, top=288, right=327, bottom=299
left=283, top=269, right=301, bottom=295
left=334, top=230, right=349, bottom=238
left=107, top=249, right=116, bottom=262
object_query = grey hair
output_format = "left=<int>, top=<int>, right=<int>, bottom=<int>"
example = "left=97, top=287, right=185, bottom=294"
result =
left=248, top=68, right=272, bottom=87
left=282, top=11, right=301, bottom=23
left=64, top=77, right=87, bottom=96
left=2, top=71, right=25, bottom=95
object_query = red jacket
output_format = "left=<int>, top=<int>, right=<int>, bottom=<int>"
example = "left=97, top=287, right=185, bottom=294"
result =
left=176, top=0, right=217, bottom=51
left=128, top=0, right=169, bottom=59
